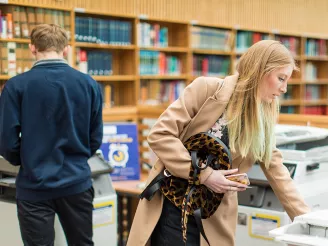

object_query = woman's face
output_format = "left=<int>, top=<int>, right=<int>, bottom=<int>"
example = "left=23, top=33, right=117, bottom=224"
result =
left=259, top=65, right=293, bottom=103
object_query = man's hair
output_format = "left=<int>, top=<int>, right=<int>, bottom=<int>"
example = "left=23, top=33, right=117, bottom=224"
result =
left=30, top=24, right=68, bottom=53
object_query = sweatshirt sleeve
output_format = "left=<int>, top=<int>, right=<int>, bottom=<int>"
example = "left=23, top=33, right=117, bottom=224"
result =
left=89, top=82, right=103, bottom=156
left=0, top=82, right=21, bottom=166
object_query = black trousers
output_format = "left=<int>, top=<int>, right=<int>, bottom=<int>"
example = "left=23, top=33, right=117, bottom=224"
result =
left=151, top=197, right=200, bottom=246
left=16, top=187, right=94, bottom=246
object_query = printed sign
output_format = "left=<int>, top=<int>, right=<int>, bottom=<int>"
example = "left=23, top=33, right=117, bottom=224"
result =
left=93, top=202, right=114, bottom=228
left=99, top=123, right=140, bottom=181
left=249, top=214, right=281, bottom=240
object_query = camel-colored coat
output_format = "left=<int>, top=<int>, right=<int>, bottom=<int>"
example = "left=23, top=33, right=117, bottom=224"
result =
left=127, top=75, right=310, bottom=246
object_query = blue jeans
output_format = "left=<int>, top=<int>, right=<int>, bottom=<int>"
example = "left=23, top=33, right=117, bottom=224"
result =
left=151, top=196, right=200, bottom=246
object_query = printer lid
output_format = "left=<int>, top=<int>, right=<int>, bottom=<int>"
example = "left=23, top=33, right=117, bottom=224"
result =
left=275, top=124, right=328, bottom=146
left=87, top=150, right=114, bottom=176
left=294, top=209, right=328, bottom=227
left=270, top=210, right=328, bottom=246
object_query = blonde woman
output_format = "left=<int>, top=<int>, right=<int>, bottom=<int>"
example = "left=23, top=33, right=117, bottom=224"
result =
left=127, top=40, right=310, bottom=246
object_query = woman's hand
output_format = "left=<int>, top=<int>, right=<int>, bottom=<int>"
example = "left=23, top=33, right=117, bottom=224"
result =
left=202, top=168, right=248, bottom=193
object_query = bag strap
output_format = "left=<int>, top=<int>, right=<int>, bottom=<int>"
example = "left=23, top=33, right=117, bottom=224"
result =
left=139, top=169, right=170, bottom=200
left=194, top=208, right=210, bottom=246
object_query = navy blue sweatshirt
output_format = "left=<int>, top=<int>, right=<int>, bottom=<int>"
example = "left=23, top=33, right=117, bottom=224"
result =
left=0, top=59, right=103, bottom=201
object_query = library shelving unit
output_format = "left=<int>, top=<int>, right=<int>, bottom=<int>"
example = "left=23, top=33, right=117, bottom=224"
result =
left=1, top=1, right=328, bottom=245
left=73, top=10, right=138, bottom=123
left=1, top=1, right=328, bottom=169
left=137, top=17, right=189, bottom=115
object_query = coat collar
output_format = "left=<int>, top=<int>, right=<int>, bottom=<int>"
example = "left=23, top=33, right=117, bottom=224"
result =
left=181, top=74, right=239, bottom=143
left=180, top=74, right=243, bottom=163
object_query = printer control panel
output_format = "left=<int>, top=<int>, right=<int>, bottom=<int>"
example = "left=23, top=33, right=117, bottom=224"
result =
left=283, top=162, right=297, bottom=179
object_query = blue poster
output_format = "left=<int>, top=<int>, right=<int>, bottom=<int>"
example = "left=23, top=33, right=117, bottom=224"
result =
left=99, top=123, right=140, bottom=181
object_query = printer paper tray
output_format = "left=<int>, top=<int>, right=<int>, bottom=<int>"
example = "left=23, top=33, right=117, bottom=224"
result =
left=275, top=234, right=328, bottom=246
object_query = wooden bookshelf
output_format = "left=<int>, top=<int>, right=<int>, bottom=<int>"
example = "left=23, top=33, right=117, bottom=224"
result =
left=2, top=2, right=328, bottom=245
left=0, top=38, right=30, bottom=43
left=1, top=0, right=328, bottom=174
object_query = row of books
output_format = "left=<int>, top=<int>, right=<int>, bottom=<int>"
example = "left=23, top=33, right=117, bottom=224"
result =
left=304, top=62, right=318, bottom=81
left=0, top=6, right=70, bottom=39
left=236, top=31, right=270, bottom=53
left=0, top=42, right=35, bottom=76
left=192, top=55, right=230, bottom=77
left=139, top=79, right=185, bottom=105
left=280, top=84, right=323, bottom=101
left=280, top=106, right=296, bottom=114
left=75, top=17, right=132, bottom=45
left=191, top=26, right=232, bottom=51
left=275, top=36, right=300, bottom=57
left=76, top=48, right=113, bottom=76
left=137, top=22, right=168, bottom=47
left=303, top=106, right=327, bottom=115
left=305, top=39, right=327, bottom=57
left=139, top=51, right=181, bottom=75
left=305, top=85, right=321, bottom=100
left=281, top=106, right=328, bottom=115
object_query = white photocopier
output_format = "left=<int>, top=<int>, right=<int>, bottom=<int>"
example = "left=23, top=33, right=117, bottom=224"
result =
left=0, top=153, right=117, bottom=246
left=270, top=209, right=328, bottom=246
left=235, top=124, right=328, bottom=246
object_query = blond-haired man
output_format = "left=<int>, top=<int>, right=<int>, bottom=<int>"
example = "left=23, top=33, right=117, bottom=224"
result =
left=0, top=24, right=103, bottom=245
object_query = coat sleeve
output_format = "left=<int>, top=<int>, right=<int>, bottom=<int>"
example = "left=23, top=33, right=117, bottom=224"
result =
left=260, top=148, right=310, bottom=220
left=147, top=77, right=221, bottom=182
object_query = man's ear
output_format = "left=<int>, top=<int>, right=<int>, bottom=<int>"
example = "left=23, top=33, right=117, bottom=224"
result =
left=63, top=45, right=69, bottom=57
left=29, top=44, right=37, bottom=55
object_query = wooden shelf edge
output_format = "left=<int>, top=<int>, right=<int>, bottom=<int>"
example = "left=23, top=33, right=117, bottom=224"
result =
left=278, top=113, right=328, bottom=128
left=0, top=75, right=10, bottom=80
left=192, top=49, right=232, bottom=55
left=74, top=8, right=135, bottom=19
left=102, top=106, right=138, bottom=121
left=303, top=79, right=328, bottom=84
left=280, top=100, right=300, bottom=106
left=137, top=105, right=167, bottom=118
left=288, top=79, right=302, bottom=84
left=0, top=38, right=30, bottom=43
left=139, top=74, right=188, bottom=80
left=139, top=46, right=188, bottom=53
left=5, top=2, right=71, bottom=11
left=189, top=75, right=225, bottom=81
left=138, top=16, right=188, bottom=25
left=302, top=99, right=327, bottom=106
left=93, top=75, right=136, bottom=81
left=303, top=55, right=328, bottom=61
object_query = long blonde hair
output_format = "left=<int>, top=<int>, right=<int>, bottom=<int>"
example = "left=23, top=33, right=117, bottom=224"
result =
left=226, top=40, right=297, bottom=168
